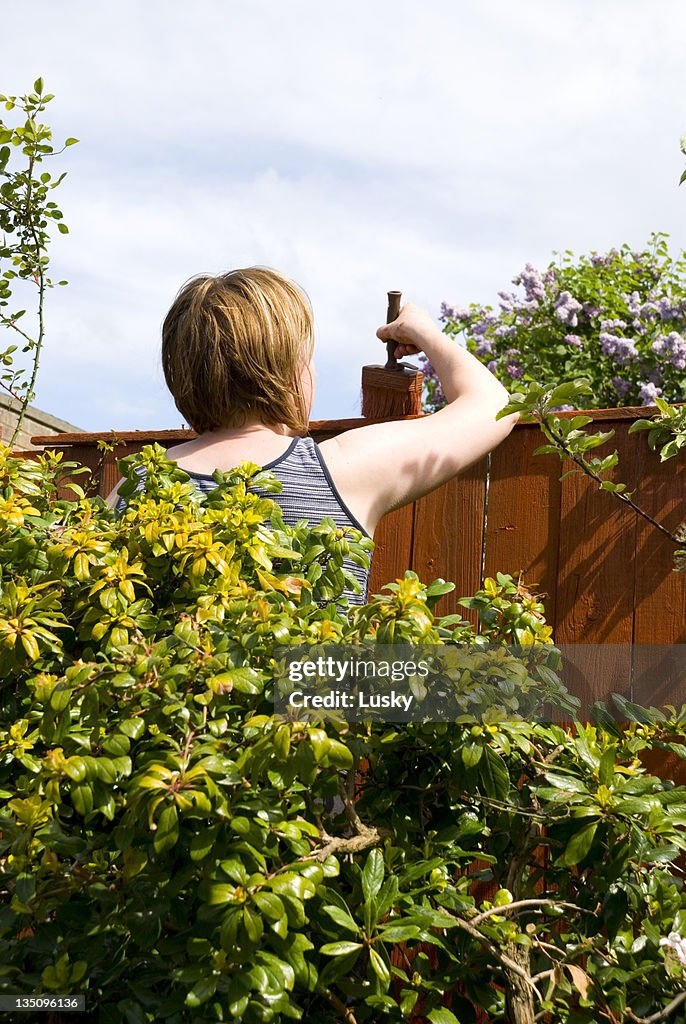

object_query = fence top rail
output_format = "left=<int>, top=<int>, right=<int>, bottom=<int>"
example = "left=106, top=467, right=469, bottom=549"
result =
left=27, top=402, right=678, bottom=449
left=29, top=416, right=424, bottom=447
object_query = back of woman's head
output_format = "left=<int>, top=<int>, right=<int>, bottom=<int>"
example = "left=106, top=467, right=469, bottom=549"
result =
left=161, top=267, right=315, bottom=434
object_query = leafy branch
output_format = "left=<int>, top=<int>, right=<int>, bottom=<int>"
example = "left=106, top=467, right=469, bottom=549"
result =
left=0, top=77, right=77, bottom=448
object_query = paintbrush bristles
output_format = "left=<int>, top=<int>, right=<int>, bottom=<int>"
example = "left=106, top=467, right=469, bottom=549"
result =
left=361, top=365, right=424, bottom=418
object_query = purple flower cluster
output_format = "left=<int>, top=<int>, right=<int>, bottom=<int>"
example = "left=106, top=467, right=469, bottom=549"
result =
left=440, top=301, right=469, bottom=322
left=554, top=291, right=583, bottom=327
left=511, top=263, right=547, bottom=302
left=600, top=318, right=627, bottom=332
left=638, top=381, right=663, bottom=404
left=599, top=333, right=637, bottom=364
left=472, top=313, right=499, bottom=337
left=419, top=356, right=446, bottom=410
left=473, top=338, right=495, bottom=357
left=564, top=334, right=583, bottom=348
left=651, top=331, right=686, bottom=370
left=611, top=377, right=632, bottom=396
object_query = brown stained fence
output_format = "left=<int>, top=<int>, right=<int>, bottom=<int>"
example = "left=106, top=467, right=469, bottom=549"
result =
left=26, top=404, right=686, bottom=709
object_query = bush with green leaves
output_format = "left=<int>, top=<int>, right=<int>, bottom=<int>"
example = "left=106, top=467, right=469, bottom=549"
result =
left=2, top=444, right=686, bottom=1023
left=425, top=232, right=686, bottom=413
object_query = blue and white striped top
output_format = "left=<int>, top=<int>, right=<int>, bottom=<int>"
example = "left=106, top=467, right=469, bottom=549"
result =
left=114, top=435, right=373, bottom=605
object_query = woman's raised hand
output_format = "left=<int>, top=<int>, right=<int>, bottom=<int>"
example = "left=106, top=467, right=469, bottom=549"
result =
left=375, top=302, right=445, bottom=359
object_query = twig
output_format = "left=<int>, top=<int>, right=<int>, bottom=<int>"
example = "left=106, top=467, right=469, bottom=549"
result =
left=9, top=150, right=45, bottom=449
left=625, top=991, right=686, bottom=1024
left=538, top=413, right=680, bottom=545
left=317, top=987, right=358, bottom=1024
left=431, top=905, right=542, bottom=1000
left=471, top=898, right=594, bottom=927
left=0, top=316, right=37, bottom=348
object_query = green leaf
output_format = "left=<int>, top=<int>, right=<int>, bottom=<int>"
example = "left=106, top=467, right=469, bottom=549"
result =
left=480, top=747, right=510, bottom=800
left=549, top=382, right=583, bottom=406
left=57, top=223, right=69, bottom=234
left=269, top=873, right=316, bottom=900
left=64, top=756, right=87, bottom=782
left=71, top=783, right=93, bottom=816
left=119, top=718, right=145, bottom=739
left=362, top=848, right=384, bottom=903
left=562, top=821, right=598, bottom=866
left=369, top=946, right=390, bottom=984
left=533, top=444, right=562, bottom=456
left=319, top=941, right=364, bottom=956
left=243, top=904, right=263, bottom=942
left=543, top=771, right=589, bottom=794
left=428, top=1009, right=462, bottom=1024
left=462, top=737, right=483, bottom=767
left=425, top=580, right=455, bottom=598
left=253, top=892, right=285, bottom=921
left=154, top=803, right=179, bottom=854
left=185, top=975, right=218, bottom=1008
left=378, top=924, right=421, bottom=942
left=602, top=888, right=628, bottom=942
left=326, top=739, right=353, bottom=768
left=190, top=825, right=219, bottom=862
left=598, top=745, right=616, bottom=787
left=65, top=137, right=79, bottom=146
left=322, top=905, right=360, bottom=934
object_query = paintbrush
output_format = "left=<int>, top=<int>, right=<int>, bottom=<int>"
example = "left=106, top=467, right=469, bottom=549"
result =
left=361, top=290, right=424, bottom=418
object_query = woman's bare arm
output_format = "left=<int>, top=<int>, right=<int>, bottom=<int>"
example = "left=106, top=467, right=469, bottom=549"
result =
left=319, top=303, right=519, bottom=537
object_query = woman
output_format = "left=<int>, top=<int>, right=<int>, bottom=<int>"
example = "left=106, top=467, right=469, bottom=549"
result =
left=105, top=267, right=519, bottom=603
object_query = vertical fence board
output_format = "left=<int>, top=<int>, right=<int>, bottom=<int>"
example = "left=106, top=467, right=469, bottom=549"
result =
left=553, top=421, right=639, bottom=710
left=368, top=505, right=415, bottom=598
left=632, top=436, right=686, bottom=707
left=484, top=423, right=562, bottom=626
left=99, top=442, right=141, bottom=498
left=410, top=459, right=487, bottom=623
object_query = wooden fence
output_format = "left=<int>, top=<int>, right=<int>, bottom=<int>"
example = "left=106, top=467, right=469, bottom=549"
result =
left=26, top=403, right=686, bottom=711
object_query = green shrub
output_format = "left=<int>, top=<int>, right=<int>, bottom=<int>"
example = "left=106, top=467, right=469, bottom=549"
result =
left=2, top=445, right=686, bottom=1023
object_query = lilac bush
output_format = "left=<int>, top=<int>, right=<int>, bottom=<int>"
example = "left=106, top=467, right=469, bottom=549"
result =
left=424, top=233, right=686, bottom=412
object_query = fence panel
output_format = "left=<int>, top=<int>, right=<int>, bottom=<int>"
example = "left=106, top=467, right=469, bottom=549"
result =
left=28, top=405, right=686, bottom=705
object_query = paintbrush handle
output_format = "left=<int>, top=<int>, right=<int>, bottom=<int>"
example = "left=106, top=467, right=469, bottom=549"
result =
left=385, top=290, right=402, bottom=370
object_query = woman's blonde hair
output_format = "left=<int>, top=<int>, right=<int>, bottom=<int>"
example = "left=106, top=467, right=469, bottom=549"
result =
left=161, top=267, right=315, bottom=434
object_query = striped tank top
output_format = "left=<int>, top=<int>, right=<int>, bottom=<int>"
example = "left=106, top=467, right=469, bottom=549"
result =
left=114, top=436, right=373, bottom=605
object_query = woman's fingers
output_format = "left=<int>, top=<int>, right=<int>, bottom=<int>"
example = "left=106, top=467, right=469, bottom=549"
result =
left=393, top=342, right=421, bottom=357
left=376, top=303, right=435, bottom=352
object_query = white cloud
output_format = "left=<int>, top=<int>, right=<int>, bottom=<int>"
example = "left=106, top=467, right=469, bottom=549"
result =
left=3, top=0, right=686, bottom=431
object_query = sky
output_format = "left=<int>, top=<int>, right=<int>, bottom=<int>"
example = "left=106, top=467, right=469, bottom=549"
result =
left=2, top=0, right=686, bottom=433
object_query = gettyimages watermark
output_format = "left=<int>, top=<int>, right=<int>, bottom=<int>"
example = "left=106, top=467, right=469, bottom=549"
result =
left=272, top=643, right=686, bottom=723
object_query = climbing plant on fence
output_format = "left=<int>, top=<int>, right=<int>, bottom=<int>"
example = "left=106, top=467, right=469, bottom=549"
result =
left=2, top=445, right=686, bottom=1022
left=494, top=378, right=686, bottom=573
